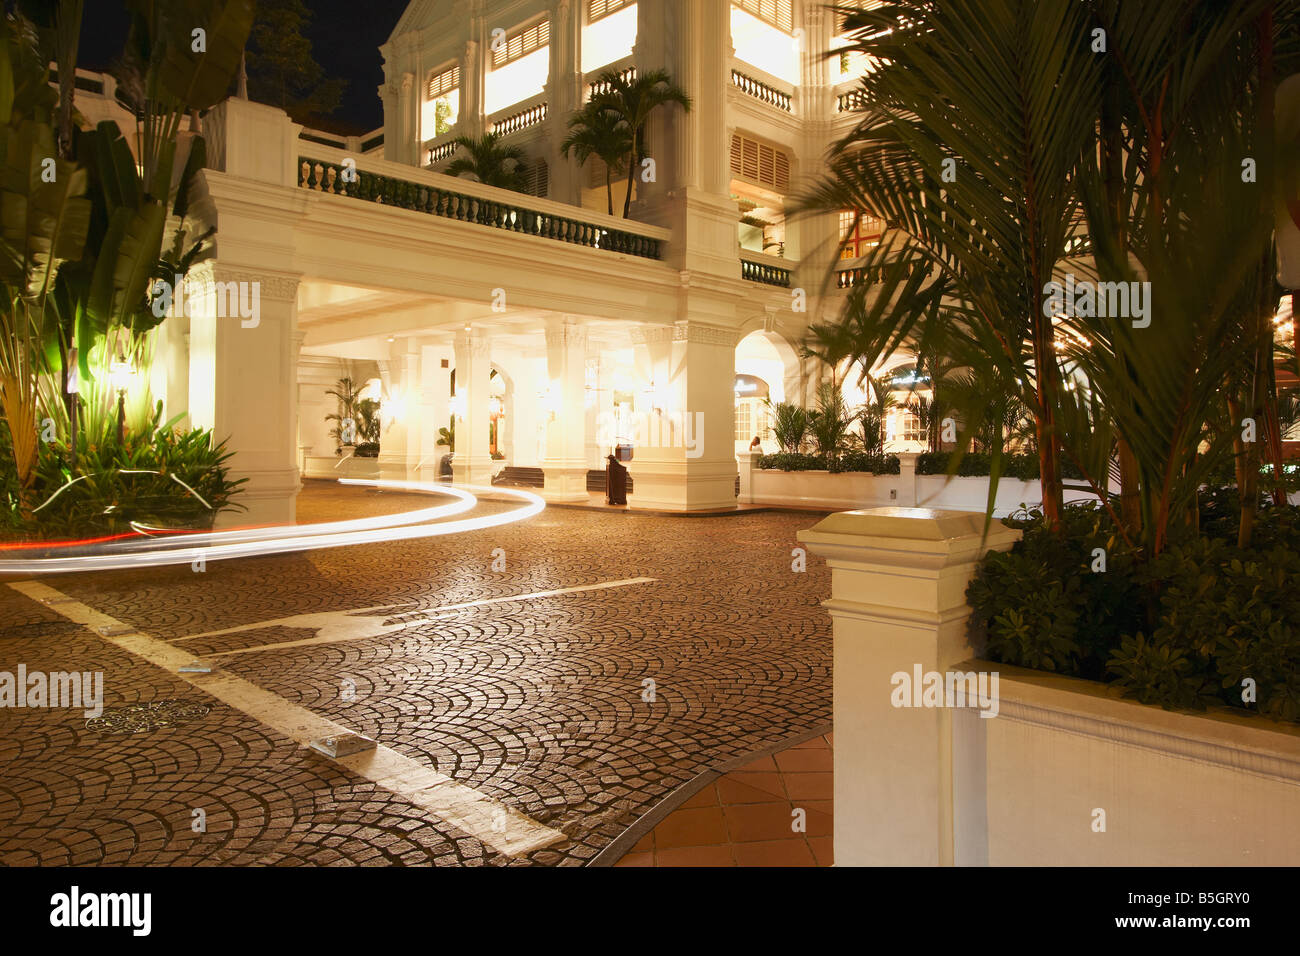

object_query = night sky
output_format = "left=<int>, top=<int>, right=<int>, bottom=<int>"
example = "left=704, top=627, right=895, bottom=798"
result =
left=79, top=0, right=413, bottom=132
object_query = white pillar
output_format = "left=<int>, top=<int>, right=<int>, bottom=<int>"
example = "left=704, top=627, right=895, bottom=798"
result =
left=452, top=329, right=493, bottom=483
left=186, top=264, right=302, bottom=526
left=378, top=338, right=420, bottom=481
left=416, top=341, right=451, bottom=482
left=542, top=316, right=590, bottom=500
left=627, top=321, right=737, bottom=510
left=797, top=508, right=1021, bottom=866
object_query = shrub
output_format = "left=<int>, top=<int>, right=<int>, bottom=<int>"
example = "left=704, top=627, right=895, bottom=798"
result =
left=3, top=405, right=246, bottom=540
left=757, top=451, right=899, bottom=474
left=968, top=502, right=1300, bottom=721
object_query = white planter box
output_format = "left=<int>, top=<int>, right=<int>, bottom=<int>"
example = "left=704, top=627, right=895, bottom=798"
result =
left=751, top=469, right=900, bottom=510
left=303, top=455, right=380, bottom=480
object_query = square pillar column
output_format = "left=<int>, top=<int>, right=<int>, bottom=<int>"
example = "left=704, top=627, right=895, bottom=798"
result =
left=797, top=509, right=1020, bottom=866
left=542, top=316, right=590, bottom=501
left=452, top=329, right=493, bottom=484
left=416, top=342, right=451, bottom=483
left=378, top=338, right=421, bottom=481
left=186, top=264, right=302, bottom=527
left=627, top=321, right=738, bottom=510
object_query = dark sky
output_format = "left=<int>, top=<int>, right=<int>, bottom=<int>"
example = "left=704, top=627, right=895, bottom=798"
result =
left=80, top=0, right=412, bottom=131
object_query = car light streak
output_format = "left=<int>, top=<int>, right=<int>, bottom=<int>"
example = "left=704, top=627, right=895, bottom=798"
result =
left=0, top=480, right=543, bottom=574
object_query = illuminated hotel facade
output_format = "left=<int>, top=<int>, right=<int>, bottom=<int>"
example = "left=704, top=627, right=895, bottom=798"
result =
left=86, top=0, right=931, bottom=520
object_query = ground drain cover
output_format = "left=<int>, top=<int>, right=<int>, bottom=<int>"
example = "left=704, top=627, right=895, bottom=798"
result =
left=85, top=699, right=211, bottom=734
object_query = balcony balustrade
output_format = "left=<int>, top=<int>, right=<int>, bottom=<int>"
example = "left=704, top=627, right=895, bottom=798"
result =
left=298, top=150, right=666, bottom=261
left=731, top=68, right=793, bottom=112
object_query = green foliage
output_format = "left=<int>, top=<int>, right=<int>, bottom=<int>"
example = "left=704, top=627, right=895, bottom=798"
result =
left=968, top=503, right=1300, bottom=721
left=1106, top=633, right=1221, bottom=712
left=444, top=132, right=528, bottom=191
left=757, top=451, right=898, bottom=474
left=806, top=382, right=852, bottom=463
left=355, top=396, right=381, bottom=444
left=561, top=99, right=631, bottom=216
left=968, top=504, right=1143, bottom=679
left=916, top=451, right=1085, bottom=480
left=2, top=402, right=245, bottom=539
left=588, top=68, right=691, bottom=218
left=245, top=0, right=344, bottom=124
left=765, top=399, right=807, bottom=454
left=325, top=376, right=361, bottom=448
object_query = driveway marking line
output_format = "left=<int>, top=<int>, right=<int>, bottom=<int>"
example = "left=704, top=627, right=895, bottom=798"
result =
left=181, top=577, right=659, bottom=658
left=8, top=579, right=566, bottom=859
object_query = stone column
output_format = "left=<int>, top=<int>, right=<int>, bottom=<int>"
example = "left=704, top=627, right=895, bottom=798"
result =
left=378, top=338, right=420, bottom=481
left=186, top=264, right=302, bottom=527
left=628, top=321, right=737, bottom=510
left=452, top=329, right=493, bottom=483
left=797, top=509, right=1021, bottom=866
left=546, top=0, right=583, bottom=205
left=416, top=341, right=452, bottom=482
left=896, top=450, right=919, bottom=507
left=542, top=316, right=590, bottom=501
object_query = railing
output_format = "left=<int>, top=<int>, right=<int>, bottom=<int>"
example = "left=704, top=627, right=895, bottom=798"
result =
left=837, top=89, right=868, bottom=112
left=836, top=265, right=865, bottom=288
left=588, top=63, right=636, bottom=98
left=298, top=150, right=667, bottom=261
left=489, top=99, right=548, bottom=136
left=731, top=68, right=793, bottom=112
left=428, top=138, right=458, bottom=164
left=740, top=254, right=792, bottom=287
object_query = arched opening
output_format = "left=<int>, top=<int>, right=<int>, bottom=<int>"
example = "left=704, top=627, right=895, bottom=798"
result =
left=735, top=329, right=801, bottom=454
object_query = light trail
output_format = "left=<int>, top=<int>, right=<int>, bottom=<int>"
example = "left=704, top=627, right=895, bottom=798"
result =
left=0, top=479, right=544, bottom=575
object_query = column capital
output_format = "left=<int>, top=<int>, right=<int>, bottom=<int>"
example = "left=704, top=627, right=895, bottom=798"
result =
left=195, top=263, right=302, bottom=303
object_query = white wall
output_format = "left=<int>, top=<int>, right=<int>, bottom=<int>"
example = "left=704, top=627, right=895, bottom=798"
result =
left=955, top=668, right=1300, bottom=865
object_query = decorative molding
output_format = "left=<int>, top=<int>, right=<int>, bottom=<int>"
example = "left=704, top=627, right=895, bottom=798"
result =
left=675, top=322, right=739, bottom=347
left=207, top=267, right=301, bottom=302
left=630, top=325, right=674, bottom=345
left=545, top=322, right=588, bottom=349
left=995, top=692, right=1300, bottom=787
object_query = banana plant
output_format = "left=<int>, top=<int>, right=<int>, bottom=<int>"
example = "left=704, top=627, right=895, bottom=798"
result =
left=0, top=19, right=91, bottom=507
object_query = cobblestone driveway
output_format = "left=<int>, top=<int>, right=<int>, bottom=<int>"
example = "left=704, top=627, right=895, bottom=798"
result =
left=0, top=484, right=831, bottom=866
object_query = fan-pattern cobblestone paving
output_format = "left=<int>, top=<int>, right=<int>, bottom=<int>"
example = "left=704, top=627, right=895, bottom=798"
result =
left=0, top=483, right=831, bottom=866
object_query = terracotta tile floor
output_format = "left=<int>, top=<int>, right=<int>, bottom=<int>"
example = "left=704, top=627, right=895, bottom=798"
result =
left=615, top=733, right=832, bottom=866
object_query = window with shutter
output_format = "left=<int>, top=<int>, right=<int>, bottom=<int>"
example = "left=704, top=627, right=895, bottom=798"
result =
left=493, top=19, right=550, bottom=68
left=729, top=133, right=792, bottom=192
left=733, top=0, right=793, bottom=34
left=427, top=65, right=460, bottom=99
left=588, top=0, right=630, bottom=22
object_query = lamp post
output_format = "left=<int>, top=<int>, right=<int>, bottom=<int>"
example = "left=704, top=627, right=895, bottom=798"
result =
left=109, top=353, right=134, bottom=444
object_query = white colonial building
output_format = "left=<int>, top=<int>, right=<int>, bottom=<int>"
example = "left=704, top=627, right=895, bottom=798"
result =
left=82, top=0, right=935, bottom=523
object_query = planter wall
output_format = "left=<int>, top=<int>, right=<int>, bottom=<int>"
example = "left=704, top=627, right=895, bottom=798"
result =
left=955, top=665, right=1300, bottom=865
left=302, top=455, right=381, bottom=480
left=748, top=463, right=1103, bottom=514
left=797, top=507, right=1300, bottom=867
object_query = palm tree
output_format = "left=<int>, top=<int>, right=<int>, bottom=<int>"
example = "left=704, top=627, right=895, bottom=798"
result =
left=765, top=399, right=807, bottom=454
left=800, top=0, right=1106, bottom=532
left=444, top=131, right=527, bottom=191
left=561, top=100, right=632, bottom=215
left=589, top=68, right=691, bottom=218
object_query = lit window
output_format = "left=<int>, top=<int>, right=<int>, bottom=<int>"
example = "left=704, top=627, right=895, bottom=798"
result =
left=582, top=1, right=637, bottom=73
left=734, top=0, right=793, bottom=33
left=839, top=209, right=883, bottom=259
left=735, top=402, right=753, bottom=441
left=588, top=0, right=630, bottom=21
left=487, top=20, right=551, bottom=115
left=900, top=410, right=922, bottom=442
left=730, top=4, right=798, bottom=86
left=493, top=19, right=550, bottom=68
left=422, top=64, right=460, bottom=138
